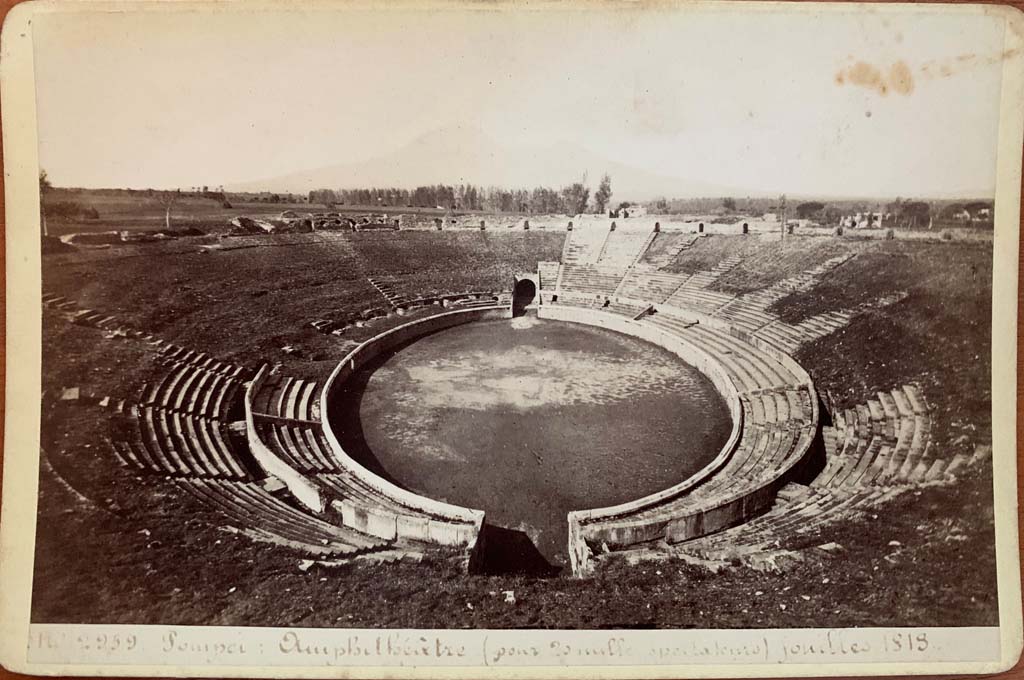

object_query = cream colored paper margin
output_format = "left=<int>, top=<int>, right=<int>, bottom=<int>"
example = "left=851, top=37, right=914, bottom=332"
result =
left=0, top=1, right=1021, bottom=677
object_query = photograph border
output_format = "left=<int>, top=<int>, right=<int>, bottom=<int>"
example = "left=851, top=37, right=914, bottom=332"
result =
left=0, top=1, right=1022, bottom=677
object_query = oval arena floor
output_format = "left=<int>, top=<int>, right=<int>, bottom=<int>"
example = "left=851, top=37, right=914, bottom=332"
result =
left=331, top=316, right=732, bottom=564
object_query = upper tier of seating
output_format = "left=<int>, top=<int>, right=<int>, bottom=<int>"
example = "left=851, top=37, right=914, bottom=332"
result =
left=113, top=406, right=250, bottom=480
left=548, top=251, right=862, bottom=354
left=595, top=227, right=656, bottom=268
left=814, top=385, right=947, bottom=489
left=142, top=358, right=244, bottom=421
left=561, top=226, right=611, bottom=264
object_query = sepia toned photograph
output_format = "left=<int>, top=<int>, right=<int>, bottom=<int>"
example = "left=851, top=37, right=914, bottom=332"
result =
left=1, top=0, right=1023, bottom=675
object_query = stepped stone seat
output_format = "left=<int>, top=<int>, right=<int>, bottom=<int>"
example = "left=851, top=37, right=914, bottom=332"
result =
left=596, top=228, right=655, bottom=268
left=562, top=227, right=612, bottom=264
left=812, top=385, right=937, bottom=491
left=126, top=404, right=250, bottom=480
left=253, top=374, right=320, bottom=421
left=605, top=301, right=648, bottom=318
left=673, top=484, right=894, bottom=563
left=714, top=303, right=776, bottom=333
left=664, top=287, right=735, bottom=313
left=578, top=416, right=812, bottom=552
left=537, top=261, right=560, bottom=290
left=145, top=360, right=242, bottom=421
left=257, top=421, right=337, bottom=473
left=177, top=479, right=385, bottom=556
left=645, top=317, right=799, bottom=394
left=558, top=264, right=625, bottom=298
left=615, top=270, right=687, bottom=302
left=250, top=412, right=448, bottom=525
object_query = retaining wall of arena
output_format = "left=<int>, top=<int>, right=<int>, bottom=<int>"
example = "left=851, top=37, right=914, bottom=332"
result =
left=536, top=306, right=744, bottom=575
left=320, top=307, right=513, bottom=554
left=542, top=305, right=818, bottom=576
left=244, top=365, right=326, bottom=513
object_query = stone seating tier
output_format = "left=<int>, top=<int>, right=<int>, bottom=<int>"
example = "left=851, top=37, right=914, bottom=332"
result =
left=253, top=374, right=320, bottom=421
left=664, top=288, right=735, bottom=314
left=813, top=385, right=939, bottom=489
left=124, top=406, right=248, bottom=479
left=558, top=264, right=626, bottom=298
left=671, top=484, right=898, bottom=564
left=614, top=270, right=686, bottom=302
left=596, top=228, right=656, bottom=268
left=561, top=227, right=612, bottom=265
left=142, top=360, right=242, bottom=420
left=176, top=479, right=386, bottom=557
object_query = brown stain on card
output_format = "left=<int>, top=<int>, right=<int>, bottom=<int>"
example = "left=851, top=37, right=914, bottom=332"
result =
left=835, top=60, right=913, bottom=96
left=836, top=47, right=1022, bottom=97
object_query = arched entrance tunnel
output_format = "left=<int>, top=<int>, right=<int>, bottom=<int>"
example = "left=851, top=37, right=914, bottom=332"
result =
left=512, top=277, right=537, bottom=316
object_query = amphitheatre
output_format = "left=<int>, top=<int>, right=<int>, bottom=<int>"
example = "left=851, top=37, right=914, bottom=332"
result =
left=33, top=206, right=998, bottom=629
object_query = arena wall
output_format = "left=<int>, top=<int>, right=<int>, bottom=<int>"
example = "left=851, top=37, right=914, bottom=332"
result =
left=542, top=305, right=819, bottom=576
left=244, top=364, right=326, bottom=513
left=536, top=306, right=745, bottom=574
left=320, top=307, right=513, bottom=548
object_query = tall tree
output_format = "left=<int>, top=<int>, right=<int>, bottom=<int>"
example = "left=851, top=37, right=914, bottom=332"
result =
left=593, top=174, right=613, bottom=214
left=561, top=182, right=590, bottom=216
left=156, top=189, right=180, bottom=230
left=39, top=170, right=52, bottom=236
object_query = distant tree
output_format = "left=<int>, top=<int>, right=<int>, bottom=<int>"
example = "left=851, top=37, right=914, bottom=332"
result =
left=899, top=200, right=931, bottom=227
left=561, top=181, right=590, bottom=216
left=593, top=174, right=613, bottom=214
left=155, top=190, right=181, bottom=230
left=939, top=203, right=966, bottom=219
left=722, top=197, right=737, bottom=211
left=39, top=170, right=52, bottom=194
left=795, top=201, right=825, bottom=220
left=823, top=205, right=843, bottom=225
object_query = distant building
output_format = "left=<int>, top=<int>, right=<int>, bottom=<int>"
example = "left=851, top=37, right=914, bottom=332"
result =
left=611, top=203, right=647, bottom=218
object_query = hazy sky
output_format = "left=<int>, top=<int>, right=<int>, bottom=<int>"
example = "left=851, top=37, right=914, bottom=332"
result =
left=33, top=4, right=1014, bottom=197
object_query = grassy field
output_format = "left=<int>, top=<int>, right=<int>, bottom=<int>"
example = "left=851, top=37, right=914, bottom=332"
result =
left=41, top=189, right=545, bottom=236
left=31, top=229, right=998, bottom=628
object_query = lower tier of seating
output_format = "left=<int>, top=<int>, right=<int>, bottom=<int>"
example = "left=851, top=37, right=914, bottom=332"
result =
left=175, top=478, right=387, bottom=557
left=251, top=373, right=320, bottom=421
left=251, top=416, right=469, bottom=538
left=603, top=383, right=969, bottom=571
left=669, top=483, right=899, bottom=564
left=644, top=315, right=800, bottom=393
left=578, top=413, right=816, bottom=555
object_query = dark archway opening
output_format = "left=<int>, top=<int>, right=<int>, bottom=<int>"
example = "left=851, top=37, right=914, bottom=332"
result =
left=512, top=278, right=536, bottom=316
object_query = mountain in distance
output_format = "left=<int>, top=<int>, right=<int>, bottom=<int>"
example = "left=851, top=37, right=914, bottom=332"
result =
left=227, top=125, right=751, bottom=202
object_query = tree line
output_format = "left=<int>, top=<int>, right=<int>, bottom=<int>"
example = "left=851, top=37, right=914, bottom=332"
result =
left=308, top=175, right=613, bottom=215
